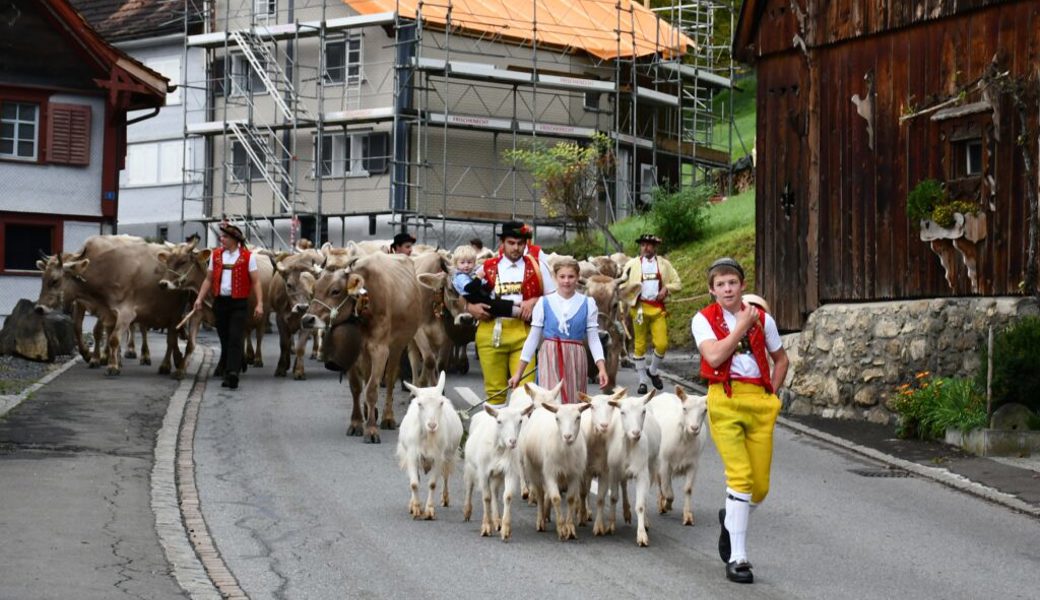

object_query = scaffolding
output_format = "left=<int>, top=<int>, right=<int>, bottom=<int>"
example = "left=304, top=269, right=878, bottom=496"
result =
left=181, top=0, right=737, bottom=250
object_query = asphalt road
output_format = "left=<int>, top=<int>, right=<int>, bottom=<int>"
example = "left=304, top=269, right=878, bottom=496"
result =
left=193, top=338, right=1040, bottom=600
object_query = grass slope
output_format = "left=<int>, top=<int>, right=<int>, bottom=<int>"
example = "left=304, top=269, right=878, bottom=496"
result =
left=609, top=188, right=756, bottom=350
left=711, top=74, right=757, bottom=161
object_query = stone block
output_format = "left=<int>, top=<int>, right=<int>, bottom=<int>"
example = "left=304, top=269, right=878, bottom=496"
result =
left=787, top=397, right=813, bottom=416
left=853, top=386, right=879, bottom=406
left=991, top=403, right=1034, bottom=432
left=0, top=299, right=76, bottom=362
left=866, top=406, right=893, bottom=425
left=909, top=338, right=928, bottom=361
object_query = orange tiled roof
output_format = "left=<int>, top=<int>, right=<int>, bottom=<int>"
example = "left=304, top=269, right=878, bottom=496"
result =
left=345, top=0, right=694, bottom=60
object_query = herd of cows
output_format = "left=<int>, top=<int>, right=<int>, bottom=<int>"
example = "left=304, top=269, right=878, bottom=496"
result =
left=32, top=234, right=644, bottom=442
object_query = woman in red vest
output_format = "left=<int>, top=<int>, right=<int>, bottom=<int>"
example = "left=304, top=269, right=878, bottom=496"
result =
left=193, top=224, right=264, bottom=390
left=691, top=257, right=788, bottom=585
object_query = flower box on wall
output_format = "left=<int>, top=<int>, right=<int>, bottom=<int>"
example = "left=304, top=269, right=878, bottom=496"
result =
left=919, top=211, right=987, bottom=242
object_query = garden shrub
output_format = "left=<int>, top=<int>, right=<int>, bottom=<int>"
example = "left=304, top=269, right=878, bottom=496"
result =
left=976, top=316, right=1040, bottom=414
left=891, top=372, right=988, bottom=440
left=646, top=185, right=711, bottom=248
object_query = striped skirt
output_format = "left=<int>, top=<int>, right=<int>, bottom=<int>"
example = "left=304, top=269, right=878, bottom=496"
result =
left=537, top=338, right=588, bottom=404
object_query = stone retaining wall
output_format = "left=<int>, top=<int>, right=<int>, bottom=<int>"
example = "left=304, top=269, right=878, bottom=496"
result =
left=783, top=297, right=1039, bottom=424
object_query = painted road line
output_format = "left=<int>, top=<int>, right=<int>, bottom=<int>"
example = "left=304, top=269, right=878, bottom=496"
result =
left=455, top=386, right=484, bottom=407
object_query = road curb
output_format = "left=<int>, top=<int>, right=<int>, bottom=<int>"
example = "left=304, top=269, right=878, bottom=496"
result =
left=659, top=369, right=1040, bottom=520
left=0, top=355, right=80, bottom=418
left=152, top=348, right=223, bottom=600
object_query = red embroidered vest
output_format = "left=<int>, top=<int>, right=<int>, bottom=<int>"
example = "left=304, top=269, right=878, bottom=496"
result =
left=698, top=302, right=773, bottom=397
left=211, top=248, right=252, bottom=299
left=482, top=254, right=543, bottom=301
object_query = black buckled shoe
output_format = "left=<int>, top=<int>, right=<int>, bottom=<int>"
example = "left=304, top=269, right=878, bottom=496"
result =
left=726, top=560, right=753, bottom=584
left=718, top=509, right=730, bottom=563
left=227, top=373, right=239, bottom=390
left=648, top=372, right=664, bottom=390
left=637, top=383, right=648, bottom=395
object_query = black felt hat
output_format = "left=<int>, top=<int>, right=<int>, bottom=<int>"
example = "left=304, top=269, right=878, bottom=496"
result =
left=219, top=223, right=246, bottom=245
left=392, top=232, right=416, bottom=247
left=636, top=233, right=663, bottom=245
left=499, top=221, right=533, bottom=239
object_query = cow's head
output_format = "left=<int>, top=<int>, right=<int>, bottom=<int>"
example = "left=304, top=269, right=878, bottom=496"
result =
left=302, top=267, right=366, bottom=330
left=416, top=270, right=471, bottom=326
left=34, top=254, right=88, bottom=314
left=584, top=275, right=627, bottom=351
left=274, top=250, right=323, bottom=315
left=157, top=244, right=211, bottom=292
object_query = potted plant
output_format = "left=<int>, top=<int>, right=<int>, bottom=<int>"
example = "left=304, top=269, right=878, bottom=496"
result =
left=907, top=179, right=986, bottom=242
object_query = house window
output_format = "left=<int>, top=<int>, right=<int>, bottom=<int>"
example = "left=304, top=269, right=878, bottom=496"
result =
left=324, top=33, right=363, bottom=85
left=232, top=139, right=267, bottom=181
left=255, top=0, right=276, bottom=17
left=955, top=138, right=983, bottom=178
left=3, top=222, right=54, bottom=271
left=144, top=57, right=182, bottom=105
left=584, top=92, right=601, bottom=111
left=1, top=101, right=39, bottom=161
left=125, top=141, right=184, bottom=186
left=231, top=53, right=267, bottom=96
left=316, top=132, right=389, bottom=178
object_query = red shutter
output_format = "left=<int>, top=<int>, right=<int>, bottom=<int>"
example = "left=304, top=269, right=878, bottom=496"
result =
left=47, top=104, right=91, bottom=166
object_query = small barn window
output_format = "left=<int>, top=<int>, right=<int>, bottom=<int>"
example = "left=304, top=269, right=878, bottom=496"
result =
left=961, top=139, right=982, bottom=177
left=4, top=223, right=54, bottom=271
left=1, top=101, right=39, bottom=161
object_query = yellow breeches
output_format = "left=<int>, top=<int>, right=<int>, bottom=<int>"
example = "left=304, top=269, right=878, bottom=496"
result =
left=630, top=303, right=668, bottom=358
left=707, top=381, right=782, bottom=504
left=475, top=318, right=534, bottom=405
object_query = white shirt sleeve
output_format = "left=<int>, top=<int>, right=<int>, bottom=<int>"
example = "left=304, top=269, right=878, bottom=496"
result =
left=691, top=312, right=716, bottom=351
left=585, top=297, right=604, bottom=363
left=530, top=296, right=546, bottom=328
left=520, top=325, right=543, bottom=363
left=585, top=297, right=599, bottom=331
left=248, top=252, right=259, bottom=272
left=539, top=255, right=556, bottom=294
left=764, top=314, right=783, bottom=353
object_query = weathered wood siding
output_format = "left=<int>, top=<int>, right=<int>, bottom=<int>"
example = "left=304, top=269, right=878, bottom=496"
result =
left=750, top=0, right=1040, bottom=329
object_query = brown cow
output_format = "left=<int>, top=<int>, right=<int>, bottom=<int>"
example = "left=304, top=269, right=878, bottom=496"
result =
left=302, top=252, right=423, bottom=443
left=582, top=274, right=637, bottom=391
left=414, top=255, right=475, bottom=376
left=35, top=235, right=194, bottom=377
left=268, top=249, right=323, bottom=379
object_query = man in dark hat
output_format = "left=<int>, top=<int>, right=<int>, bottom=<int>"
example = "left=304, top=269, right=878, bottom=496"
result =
left=193, top=223, right=264, bottom=390
left=465, top=220, right=554, bottom=403
left=691, top=257, right=788, bottom=585
left=390, top=231, right=416, bottom=256
left=620, top=233, right=682, bottom=394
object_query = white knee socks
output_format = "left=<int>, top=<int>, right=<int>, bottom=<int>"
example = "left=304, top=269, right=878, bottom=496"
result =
left=648, top=352, right=664, bottom=376
left=725, top=488, right=751, bottom=563
left=634, top=356, right=649, bottom=384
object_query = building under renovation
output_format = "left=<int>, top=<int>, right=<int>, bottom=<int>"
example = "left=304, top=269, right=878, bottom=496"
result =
left=185, top=0, right=737, bottom=248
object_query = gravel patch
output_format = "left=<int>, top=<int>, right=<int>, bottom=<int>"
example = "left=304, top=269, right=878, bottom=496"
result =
left=0, top=354, right=73, bottom=396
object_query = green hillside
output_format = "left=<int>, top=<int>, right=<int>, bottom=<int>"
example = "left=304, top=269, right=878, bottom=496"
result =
left=711, top=74, right=757, bottom=161
left=607, top=189, right=757, bottom=350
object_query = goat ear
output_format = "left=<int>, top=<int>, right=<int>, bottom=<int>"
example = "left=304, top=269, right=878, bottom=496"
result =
left=484, top=404, right=499, bottom=417
left=521, top=404, right=535, bottom=417
left=675, top=386, right=687, bottom=400
left=642, top=389, right=656, bottom=404
left=540, top=402, right=558, bottom=414
left=608, top=400, right=620, bottom=409
left=578, top=392, right=592, bottom=403
left=611, top=388, right=627, bottom=400
left=578, top=403, right=591, bottom=413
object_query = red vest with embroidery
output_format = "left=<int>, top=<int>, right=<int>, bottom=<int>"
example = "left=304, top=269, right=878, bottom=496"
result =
left=482, top=254, right=543, bottom=301
left=698, top=302, right=772, bottom=397
left=211, top=248, right=252, bottom=299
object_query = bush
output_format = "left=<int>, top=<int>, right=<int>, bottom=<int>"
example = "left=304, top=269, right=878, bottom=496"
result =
left=906, top=179, right=945, bottom=223
left=977, top=316, right=1040, bottom=414
left=543, top=236, right=612, bottom=260
left=891, top=372, right=989, bottom=440
left=646, top=185, right=711, bottom=248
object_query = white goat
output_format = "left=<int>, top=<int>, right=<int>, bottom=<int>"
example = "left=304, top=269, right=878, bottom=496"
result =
left=607, top=389, right=661, bottom=546
left=647, top=386, right=708, bottom=525
left=579, top=389, right=624, bottom=534
left=396, top=371, right=464, bottom=520
left=518, top=389, right=590, bottom=541
left=463, top=402, right=535, bottom=541
left=508, top=382, right=562, bottom=501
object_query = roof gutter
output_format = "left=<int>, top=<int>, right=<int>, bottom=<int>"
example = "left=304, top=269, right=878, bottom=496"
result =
left=126, top=106, right=161, bottom=126
left=115, top=33, right=185, bottom=51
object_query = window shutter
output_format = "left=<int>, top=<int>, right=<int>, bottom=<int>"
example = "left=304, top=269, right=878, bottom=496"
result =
left=363, top=132, right=389, bottom=174
left=47, top=104, right=91, bottom=166
left=212, top=57, right=226, bottom=97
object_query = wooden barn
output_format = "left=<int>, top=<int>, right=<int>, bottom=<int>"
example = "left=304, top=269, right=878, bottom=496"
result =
left=734, top=0, right=1040, bottom=330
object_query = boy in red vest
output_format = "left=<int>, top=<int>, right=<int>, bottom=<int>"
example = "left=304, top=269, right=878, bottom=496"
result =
left=193, top=223, right=264, bottom=390
left=691, top=257, right=788, bottom=585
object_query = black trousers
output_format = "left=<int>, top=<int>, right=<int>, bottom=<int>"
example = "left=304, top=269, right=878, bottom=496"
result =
left=214, top=296, right=248, bottom=377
